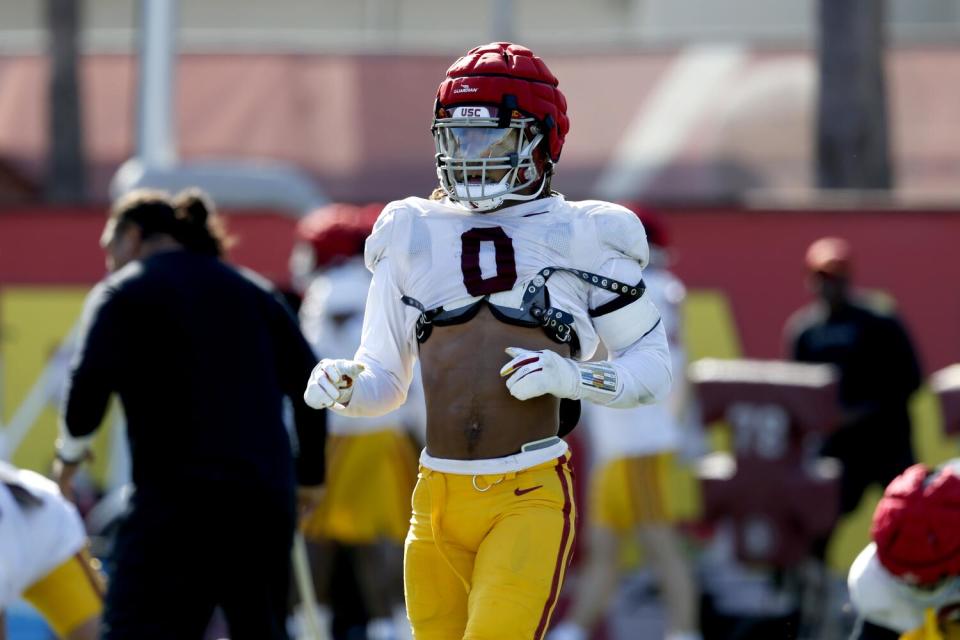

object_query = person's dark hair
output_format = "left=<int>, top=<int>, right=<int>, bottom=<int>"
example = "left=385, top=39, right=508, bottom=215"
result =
left=109, top=188, right=230, bottom=257
left=171, top=188, right=230, bottom=257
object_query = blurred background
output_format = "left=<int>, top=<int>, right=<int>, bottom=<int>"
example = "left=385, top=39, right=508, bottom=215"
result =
left=2, top=1, right=960, bottom=638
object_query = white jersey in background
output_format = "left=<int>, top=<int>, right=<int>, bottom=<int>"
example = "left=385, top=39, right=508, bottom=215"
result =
left=299, top=257, right=425, bottom=437
left=0, top=462, right=87, bottom=609
left=584, top=265, right=687, bottom=461
left=849, top=543, right=960, bottom=635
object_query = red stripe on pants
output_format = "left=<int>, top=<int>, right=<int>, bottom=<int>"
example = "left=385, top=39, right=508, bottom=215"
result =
left=534, top=455, right=575, bottom=640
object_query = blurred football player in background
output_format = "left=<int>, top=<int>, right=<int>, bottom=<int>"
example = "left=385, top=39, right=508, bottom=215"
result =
left=291, top=204, right=423, bottom=640
left=55, top=189, right=326, bottom=640
left=0, top=461, right=103, bottom=640
left=304, top=42, right=672, bottom=639
left=550, top=208, right=701, bottom=640
left=784, top=237, right=922, bottom=557
left=848, top=459, right=960, bottom=640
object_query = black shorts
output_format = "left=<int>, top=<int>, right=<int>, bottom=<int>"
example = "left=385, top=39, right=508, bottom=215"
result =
left=102, top=486, right=295, bottom=640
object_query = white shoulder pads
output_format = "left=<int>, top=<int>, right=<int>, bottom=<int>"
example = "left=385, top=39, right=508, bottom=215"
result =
left=589, top=202, right=651, bottom=267
left=364, top=201, right=404, bottom=272
left=592, top=292, right=662, bottom=352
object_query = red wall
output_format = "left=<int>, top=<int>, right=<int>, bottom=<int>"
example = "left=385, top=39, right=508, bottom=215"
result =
left=665, top=207, right=960, bottom=371
left=0, top=207, right=298, bottom=286
left=3, top=206, right=958, bottom=372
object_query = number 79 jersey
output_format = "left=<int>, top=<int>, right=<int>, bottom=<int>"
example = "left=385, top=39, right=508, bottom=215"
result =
left=355, top=194, right=652, bottom=395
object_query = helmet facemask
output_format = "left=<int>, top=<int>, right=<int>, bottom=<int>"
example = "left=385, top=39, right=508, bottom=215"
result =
left=433, top=105, right=549, bottom=212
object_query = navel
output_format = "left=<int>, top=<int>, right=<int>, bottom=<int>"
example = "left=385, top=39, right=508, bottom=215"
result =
left=464, top=400, right=484, bottom=454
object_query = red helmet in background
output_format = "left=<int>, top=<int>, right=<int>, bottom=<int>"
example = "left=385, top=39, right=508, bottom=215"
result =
left=295, top=203, right=380, bottom=266
left=620, top=202, right=670, bottom=250
left=871, top=460, right=960, bottom=586
left=290, top=203, right=381, bottom=291
left=433, top=42, right=569, bottom=211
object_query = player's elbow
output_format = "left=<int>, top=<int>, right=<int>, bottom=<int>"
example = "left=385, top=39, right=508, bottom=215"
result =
left=605, top=326, right=673, bottom=408
left=642, top=350, right=673, bottom=404
left=605, top=349, right=672, bottom=409
left=634, top=330, right=673, bottom=405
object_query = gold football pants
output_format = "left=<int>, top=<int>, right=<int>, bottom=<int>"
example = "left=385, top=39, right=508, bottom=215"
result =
left=590, top=452, right=702, bottom=531
left=301, top=429, right=418, bottom=544
left=404, top=454, right=577, bottom=640
left=23, top=548, right=105, bottom=637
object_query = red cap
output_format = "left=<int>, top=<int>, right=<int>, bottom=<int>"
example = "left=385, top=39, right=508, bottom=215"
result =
left=805, top=237, right=852, bottom=277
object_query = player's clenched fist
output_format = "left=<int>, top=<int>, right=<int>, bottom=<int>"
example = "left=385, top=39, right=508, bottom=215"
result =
left=304, top=359, right=366, bottom=409
left=499, top=347, right=580, bottom=401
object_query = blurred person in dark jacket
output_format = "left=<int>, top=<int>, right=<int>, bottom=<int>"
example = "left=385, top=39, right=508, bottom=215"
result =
left=784, top=237, right=921, bottom=530
left=53, top=188, right=327, bottom=640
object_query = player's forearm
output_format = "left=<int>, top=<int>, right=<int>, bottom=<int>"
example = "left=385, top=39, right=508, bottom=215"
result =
left=332, top=361, right=408, bottom=418
left=582, top=275, right=671, bottom=408
left=500, top=321, right=671, bottom=408
left=601, top=320, right=672, bottom=409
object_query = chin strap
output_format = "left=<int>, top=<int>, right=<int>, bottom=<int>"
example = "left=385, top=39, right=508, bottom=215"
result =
left=498, top=174, right=548, bottom=206
left=449, top=170, right=549, bottom=212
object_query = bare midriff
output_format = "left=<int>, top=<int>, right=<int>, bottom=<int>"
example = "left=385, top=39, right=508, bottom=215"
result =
left=418, top=305, right=563, bottom=460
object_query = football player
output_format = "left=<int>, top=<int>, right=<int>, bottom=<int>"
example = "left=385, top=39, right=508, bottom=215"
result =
left=304, top=42, right=672, bottom=639
left=293, top=204, right=422, bottom=640
left=848, top=459, right=960, bottom=640
left=0, top=461, right=103, bottom=640
left=549, top=208, right=702, bottom=640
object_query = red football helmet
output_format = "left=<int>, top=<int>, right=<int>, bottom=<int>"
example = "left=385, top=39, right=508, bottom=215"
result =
left=871, top=459, right=960, bottom=585
left=620, top=203, right=670, bottom=249
left=433, top=42, right=569, bottom=211
left=620, top=203, right=672, bottom=267
left=290, top=203, right=381, bottom=291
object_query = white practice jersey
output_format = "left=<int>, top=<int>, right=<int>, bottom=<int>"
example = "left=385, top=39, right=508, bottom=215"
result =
left=848, top=543, right=960, bottom=634
left=336, top=193, right=671, bottom=418
left=584, top=266, right=687, bottom=461
left=300, top=258, right=425, bottom=435
left=0, top=462, right=86, bottom=608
